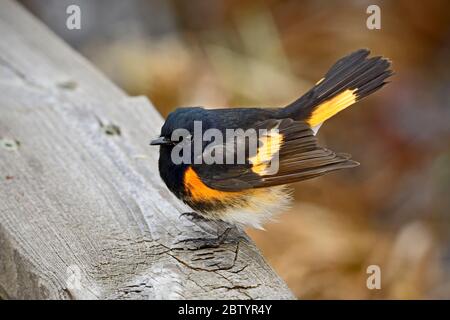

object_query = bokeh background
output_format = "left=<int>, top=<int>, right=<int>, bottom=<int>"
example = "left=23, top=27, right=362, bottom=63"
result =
left=21, top=0, right=450, bottom=299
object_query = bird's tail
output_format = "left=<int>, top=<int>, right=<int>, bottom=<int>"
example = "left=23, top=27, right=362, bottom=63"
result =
left=280, top=49, right=393, bottom=129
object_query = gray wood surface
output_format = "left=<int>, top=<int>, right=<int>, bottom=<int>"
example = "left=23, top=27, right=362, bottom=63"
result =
left=0, top=0, right=295, bottom=299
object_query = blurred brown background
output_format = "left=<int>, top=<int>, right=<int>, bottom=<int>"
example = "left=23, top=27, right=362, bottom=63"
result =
left=21, top=0, right=450, bottom=299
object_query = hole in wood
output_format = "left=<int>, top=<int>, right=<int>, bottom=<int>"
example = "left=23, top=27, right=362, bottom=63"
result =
left=57, top=80, right=78, bottom=90
left=0, top=138, right=20, bottom=151
left=102, top=123, right=121, bottom=136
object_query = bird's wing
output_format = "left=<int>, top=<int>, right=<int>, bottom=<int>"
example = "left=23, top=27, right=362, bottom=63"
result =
left=190, top=118, right=359, bottom=192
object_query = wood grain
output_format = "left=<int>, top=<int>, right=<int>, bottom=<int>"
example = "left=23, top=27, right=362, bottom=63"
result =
left=0, top=0, right=295, bottom=299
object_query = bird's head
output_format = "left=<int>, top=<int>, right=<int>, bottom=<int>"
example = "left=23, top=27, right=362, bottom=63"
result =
left=150, top=107, right=206, bottom=147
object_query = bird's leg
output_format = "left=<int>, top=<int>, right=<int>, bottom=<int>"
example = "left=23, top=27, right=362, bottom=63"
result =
left=177, top=212, right=241, bottom=247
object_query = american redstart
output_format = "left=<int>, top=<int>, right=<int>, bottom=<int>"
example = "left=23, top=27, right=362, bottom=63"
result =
left=150, top=49, right=393, bottom=229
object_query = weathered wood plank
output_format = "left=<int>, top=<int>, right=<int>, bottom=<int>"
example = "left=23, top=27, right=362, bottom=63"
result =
left=0, top=0, right=295, bottom=299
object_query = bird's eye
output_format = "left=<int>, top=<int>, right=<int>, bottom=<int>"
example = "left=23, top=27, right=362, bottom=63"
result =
left=171, top=136, right=182, bottom=144
left=170, top=133, right=192, bottom=145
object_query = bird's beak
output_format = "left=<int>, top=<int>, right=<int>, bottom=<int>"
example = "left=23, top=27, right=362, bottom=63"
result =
left=150, top=136, right=172, bottom=146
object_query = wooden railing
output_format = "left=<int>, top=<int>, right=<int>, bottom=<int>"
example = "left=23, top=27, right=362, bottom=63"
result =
left=0, top=0, right=294, bottom=299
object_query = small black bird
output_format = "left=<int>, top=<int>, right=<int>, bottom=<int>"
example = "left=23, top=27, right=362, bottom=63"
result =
left=151, top=49, right=392, bottom=229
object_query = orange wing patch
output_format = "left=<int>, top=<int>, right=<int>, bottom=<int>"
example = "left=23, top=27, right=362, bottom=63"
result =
left=184, top=166, right=238, bottom=201
left=249, top=130, right=283, bottom=175
left=307, top=89, right=357, bottom=127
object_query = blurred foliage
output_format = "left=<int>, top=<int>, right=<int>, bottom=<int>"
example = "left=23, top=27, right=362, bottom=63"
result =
left=22, top=0, right=450, bottom=298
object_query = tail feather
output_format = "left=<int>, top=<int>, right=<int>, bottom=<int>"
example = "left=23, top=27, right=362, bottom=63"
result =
left=281, top=49, right=393, bottom=127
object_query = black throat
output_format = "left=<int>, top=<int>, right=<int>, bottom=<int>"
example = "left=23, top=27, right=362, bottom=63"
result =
left=158, top=145, right=188, bottom=198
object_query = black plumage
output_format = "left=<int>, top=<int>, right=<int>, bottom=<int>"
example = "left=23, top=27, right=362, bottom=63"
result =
left=150, top=49, right=393, bottom=225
